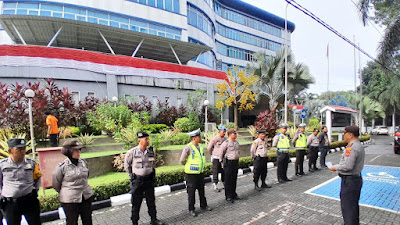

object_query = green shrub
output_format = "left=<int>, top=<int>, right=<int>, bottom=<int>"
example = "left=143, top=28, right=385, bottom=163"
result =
left=68, top=126, right=80, bottom=136
left=359, top=134, right=371, bottom=142
left=330, top=141, right=347, bottom=149
left=187, top=111, right=201, bottom=131
left=171, top=133, right=191, bottom=145
left=308, top=118, right=321, bottom=130
left=142, top=124, right=169, bottom=133
left=87, top=104, right=133, bottom=134
left=174, top=117, right=191, bottom=132
left=226, top=122, right=235, bottom=129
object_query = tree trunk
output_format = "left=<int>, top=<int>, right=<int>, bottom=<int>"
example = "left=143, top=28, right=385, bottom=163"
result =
left=393, top=107, right=396, bottom=134
left=234, top=104, right=239, bottom=131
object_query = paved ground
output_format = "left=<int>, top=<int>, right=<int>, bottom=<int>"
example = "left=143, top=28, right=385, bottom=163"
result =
left=45, top=135, right=400, bottom=225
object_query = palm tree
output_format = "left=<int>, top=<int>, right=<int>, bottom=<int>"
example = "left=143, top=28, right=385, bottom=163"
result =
left=358, top=0, right=400, bottom=66
left=247, top=49, right=314, bottom=117
left=377, top=80, right=400, bottom=131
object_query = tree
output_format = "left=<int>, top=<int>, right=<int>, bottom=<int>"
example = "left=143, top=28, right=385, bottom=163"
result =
left=246, top=49, right=314, bottom=117
left=358, top=0, right=400, bottom=66
left=215, top=68, right=258, bottom=130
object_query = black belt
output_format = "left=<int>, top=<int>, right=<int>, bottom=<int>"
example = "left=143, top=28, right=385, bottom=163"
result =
left=133, top=173, right=153, bottom=181
left=4, top=191, right=35, bottom=203
left=339, top=173, right=361, bottom=178
left=225, top=159, right=238, bottom=162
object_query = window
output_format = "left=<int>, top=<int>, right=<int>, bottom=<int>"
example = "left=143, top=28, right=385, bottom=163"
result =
left=88, top=92, right=95, bottom=97
left=156, top=0, right=164, bottom=9
left=173, top=0, right=180, bottom=13
left=177, top=97, right=182, bottom=106
left=152, top=96, right=158, bottom=105
left=71, top=92, right=80, bottom=106
left=187, top=4, right=214, bottom=38
left=165, top=0, right=172, bottom=11
left=148, top=0, right=156, bottom=7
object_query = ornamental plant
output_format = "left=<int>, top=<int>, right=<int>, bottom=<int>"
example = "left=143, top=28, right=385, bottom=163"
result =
left=254, top=110, right=278, bottom=139
left=215, top=68, right=258, bottom=130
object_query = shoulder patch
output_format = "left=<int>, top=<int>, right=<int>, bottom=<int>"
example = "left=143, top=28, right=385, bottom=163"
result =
left=126, top=152, right=131, bottom=158
left=345, top=148, right=352, bottom=157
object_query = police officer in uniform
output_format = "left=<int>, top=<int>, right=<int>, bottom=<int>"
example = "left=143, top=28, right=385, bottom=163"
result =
left=272, top=124, right=292, bottom=183
left=219, top=129, right=240, bottom=203
left=307, top=128, right=320, bottom=172
left=292, top=123, right=307, bottom=176
left=251, top=130, right=271, bottom=191
left=52, top=140, right=93, bottom=225
left=0, top=138, right=42, bottom=225
left=207, top=126, right=227, bottom=192
left=180, top=129, right=211, bottom=217
left=330, top=126, right=365, bottom=225
left=124, top=131, right=164, bottom=225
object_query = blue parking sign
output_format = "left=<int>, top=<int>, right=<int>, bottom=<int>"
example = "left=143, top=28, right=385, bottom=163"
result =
left=301, top=109, right=307, bottom=119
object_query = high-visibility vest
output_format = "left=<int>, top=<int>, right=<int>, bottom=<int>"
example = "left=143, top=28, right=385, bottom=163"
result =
left=277, top=133, right=290, bottom=152
left=184, top=143, right=206, bottom=174
left=295, top=132, right=307, bottom=150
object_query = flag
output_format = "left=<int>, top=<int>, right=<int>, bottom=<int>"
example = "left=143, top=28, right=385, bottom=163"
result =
left=327, top=43, right=329, bottom=58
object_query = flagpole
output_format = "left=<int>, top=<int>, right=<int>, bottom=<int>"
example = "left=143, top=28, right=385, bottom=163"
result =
left=353, top=35, right=358, bottom=126
left=327, top=43, right=329, bottom=99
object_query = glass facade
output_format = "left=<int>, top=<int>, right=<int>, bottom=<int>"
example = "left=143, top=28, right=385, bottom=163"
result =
left=187, top=4, right=214, bottom=38
left=214, top=2, right=282, bottom=38
left=216, top=22, right=281, bottom=52
left=126, top=0, right=180, bottom=13
left=1, top=1, right=182, bottom=40
left=189, top=38, right=216, bottom=69
left=216, top=42, right=255, bottom=61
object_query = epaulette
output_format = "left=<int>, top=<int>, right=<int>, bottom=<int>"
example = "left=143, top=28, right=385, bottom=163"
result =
left=0, top=158, right=8, bottom=164
left=58, top=161, right=65, bottom=166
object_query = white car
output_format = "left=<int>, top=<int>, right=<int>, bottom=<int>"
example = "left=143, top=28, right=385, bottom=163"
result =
left=371, top=126, right=389, bottom=135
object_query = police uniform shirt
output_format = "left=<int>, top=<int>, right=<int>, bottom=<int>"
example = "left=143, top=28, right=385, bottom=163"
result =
left=292, top=132, right=305, bottom=146
left=333, top=140, right=365, bottom=175
left=179, top=145, right=201, bottom=165
left=207, top=136, right=227, bottom=158
left=307, top=134, right=320, bottom=147
left=0, top=157, right=40, bottom=198
left=124, top=146, right=155, bottom=177
left=219, top=139, right=240, bottom=161
left=272, top=133, right=290, bottom=147
left=251, top=138, right=268, bottom=158
left=52, top=158, right=93, bottom=203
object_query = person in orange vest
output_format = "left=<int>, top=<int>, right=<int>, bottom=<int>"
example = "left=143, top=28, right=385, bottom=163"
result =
left=45, top=110, right=59, bottom=147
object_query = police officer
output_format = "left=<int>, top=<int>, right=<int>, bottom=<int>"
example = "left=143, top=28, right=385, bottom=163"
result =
left=319, top=126, right=330, bottom=168
left=272, top=123, right=292, bottom=183
left=207, top=125, right=227, bottom=192
left=307, top=128, right=320, bottom=172
left=292, top=123, right=307, bottom=176
left=180, top=129, right=211, bottom=217
left=219, top=129, right=240, bottom=203
left=0, top=138, right=42, bottom=225
left=124, top=131, right=164, bottom=225
left=251, top=130, right=271, bottom=191
left=52, top=140, right=93, bottom=225
left=330, top=126, right=365, bottom=225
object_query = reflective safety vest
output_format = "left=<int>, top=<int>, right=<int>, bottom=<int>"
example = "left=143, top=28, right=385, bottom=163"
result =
left=295, top=132, right=307, bottom=150
left=184, top=143, right=206, bottom=174
left=277, top=133, right=290, bottom=152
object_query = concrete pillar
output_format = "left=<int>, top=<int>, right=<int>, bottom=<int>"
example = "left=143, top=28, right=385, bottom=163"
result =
left=206, top=84, right=215, bottom=105
left=326, top=110, right=332, bottom=142
left=106, top=74, right=118, bottom=101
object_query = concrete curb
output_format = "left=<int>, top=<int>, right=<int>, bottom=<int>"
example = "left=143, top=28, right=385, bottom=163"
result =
left=39, top=141, right=372, bottom=223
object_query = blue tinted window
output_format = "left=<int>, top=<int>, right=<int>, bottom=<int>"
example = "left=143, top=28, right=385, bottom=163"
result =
left=110, top=15, right=129, bottom=23
left=110, top=21, right=119, bottom=28
left=3, top=3, right=17, bottom=8
left=88, top=11, right=108, bottom=19
left=131, top=20, right=148, bottom=28
left=156, top=0, right=163, bottom=9
left=99, top=20, right=108, bottom=25
left=149, top=29, right=157, bottom=35
left=139, top=0, right=146, bottom=4
left=173, top=0, right=179, bottom=13
left=53, top=12, right=62, bottom=18
left=121, top=24, right=128, bottom=29
left=16, top=9, right=27, bottom=15
left=131, top=25, right=138, bottom=31
left=148, top=0, right=156, bottom=7
left=174, top=35, right=181, bottom=40
left=3, top=10, right=16, bottom=15
left=140, top=28, right=148, bottom=33
left=166, top=27, right=180, bottom=35
left=149, top=24, right=164, bottom=31
left=166, top=33, right=173, bottom=39
left=29, top=10, right=39, bottom=15
left=165, top=0, right=172, bottom=11
left=40, top=10, right=51, bottom=17
left=41, top=4, right=63, bottom=11
left=88, top=17, right=98, bottom=23
left=77, top=16, right=86, bottom=22
left=65, top=7, right=85, bottom=15
left=18, top=3, right=39, bottom=9
left=64, top=13, right=75, bottom=20
left=157, top=32, right=165, bottom=37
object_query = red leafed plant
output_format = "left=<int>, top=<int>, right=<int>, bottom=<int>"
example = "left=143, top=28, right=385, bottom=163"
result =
left=254, top=110, right=278, bottom=139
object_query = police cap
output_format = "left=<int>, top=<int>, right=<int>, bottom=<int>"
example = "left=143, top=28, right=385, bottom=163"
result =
left=279, top=123, right=289, bottom=128
left=7, top=138, right=27, bottom=149
left=298, top=123, right=306, bottom=128
left=257, top=129, right=266, bottom=134
left=218, top=125, right=227, bottom=131
left=62, top=140, right=83, bottom=157
left=187, top=128, right=201, bottom=137
left=344, top=126, right=360, bottom=137
left=137, top=131, right=149, bottom=139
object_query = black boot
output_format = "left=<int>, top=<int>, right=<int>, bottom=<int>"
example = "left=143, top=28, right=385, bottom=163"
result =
left=261, top=182, right=272, bottom=188
left=151, top=219, right=165, bottom=225
left=254, top=182, right=262, bottom=191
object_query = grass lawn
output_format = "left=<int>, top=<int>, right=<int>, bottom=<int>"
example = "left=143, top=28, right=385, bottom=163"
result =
left=38, top=163, right=207, bottom=197
left=81, top=150, right=126, bottom=158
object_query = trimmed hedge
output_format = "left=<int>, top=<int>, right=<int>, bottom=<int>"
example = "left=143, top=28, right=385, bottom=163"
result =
left=143, top=124, right=169, bottom=133
left=39, top=135, right=371, bottom=212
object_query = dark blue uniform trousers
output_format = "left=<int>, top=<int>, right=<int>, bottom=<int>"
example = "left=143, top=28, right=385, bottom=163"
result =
left=340, top=175, right=363, bottom=225
left=276, top=151, right=289, bottom=180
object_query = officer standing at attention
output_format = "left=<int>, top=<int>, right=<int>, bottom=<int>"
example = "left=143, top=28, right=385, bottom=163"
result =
left=207, top=126, right=227, bottom=192
left=292, top=123, right=307, bottom=176
left=319, top=126, right=330, bottom=168
left=307, top=128, right=320, bottom=172
left=251, top=130, right=272, bottom=191
left=179, top=129, right=212, bottom=217
left=0, top=138, right=42, bottom=225
left=330, top=126, right=365, bottom=225
left=52, top=140, right=93, bottom=225
left=124, top=131, right=164, bottom=225
left=272, top=124, right=292, bottom=183
left=219, top=129, right=241, bottom=203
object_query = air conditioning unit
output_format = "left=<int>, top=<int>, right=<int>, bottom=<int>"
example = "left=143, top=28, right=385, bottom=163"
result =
left=222, top=119, right=229, bottom=125
left=205, top=123, right=216, bottom=132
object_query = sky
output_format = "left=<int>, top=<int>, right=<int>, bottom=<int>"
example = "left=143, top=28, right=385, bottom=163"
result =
left=242, top=0, right=385, bottom=94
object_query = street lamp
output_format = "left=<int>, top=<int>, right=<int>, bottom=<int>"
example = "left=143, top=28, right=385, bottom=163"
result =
left=111, top=96, right=118, bottom=107
left=204, top=100, right=210, bottom=132
left=25, top=89, right=35, bottom=159
left=292, top=106, right=297, bottom=129
left=284, top=3, right=289, bottom=124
